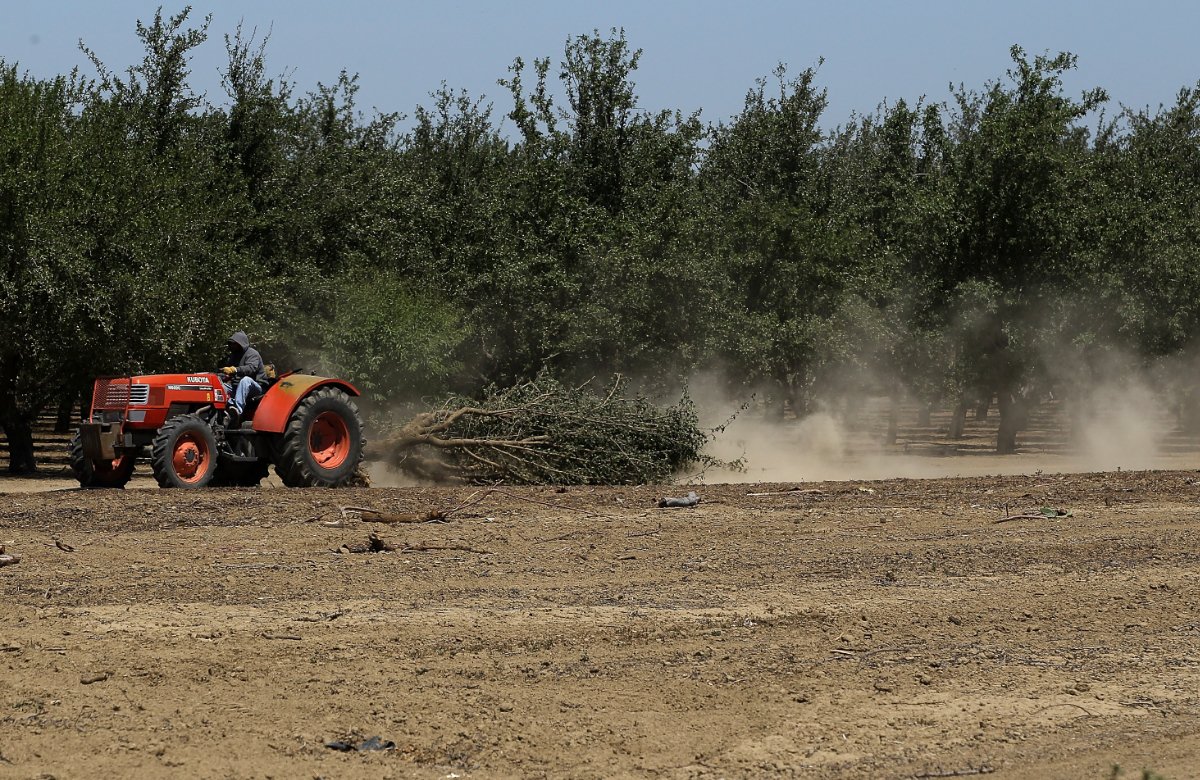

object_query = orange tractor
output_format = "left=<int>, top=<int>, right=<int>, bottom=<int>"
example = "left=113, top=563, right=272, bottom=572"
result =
left=69, top=370, right=365, bottom=488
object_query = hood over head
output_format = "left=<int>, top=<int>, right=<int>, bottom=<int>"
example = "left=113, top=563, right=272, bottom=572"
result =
left=227, top=331, right=250, bottom=351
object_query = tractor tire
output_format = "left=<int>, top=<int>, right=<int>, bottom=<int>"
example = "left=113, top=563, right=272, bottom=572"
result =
left=68, top=432, right=136, bottom=489
left=274, top=387, right=365, bottom=488
left=211, top=458, right=271, bottom=488
left=151, top=414, right=218, bottom=488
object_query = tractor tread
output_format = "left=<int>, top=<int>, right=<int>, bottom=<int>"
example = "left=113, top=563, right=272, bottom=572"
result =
left=68, top=431, right=135, bottom=489
left=274, top=387, right=365, bottom=488
left=151, top=414, right=217, bottom=489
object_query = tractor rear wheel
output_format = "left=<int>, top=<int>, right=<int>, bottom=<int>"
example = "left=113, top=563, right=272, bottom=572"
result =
left=151, top=414, right=217, bottom=488
left=275, top=387, right=365, bottom=487
left=68, top=432, right=136, bottom=488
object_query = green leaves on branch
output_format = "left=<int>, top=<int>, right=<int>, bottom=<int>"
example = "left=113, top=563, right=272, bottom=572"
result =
left=297, top=269, right=468, bottom=403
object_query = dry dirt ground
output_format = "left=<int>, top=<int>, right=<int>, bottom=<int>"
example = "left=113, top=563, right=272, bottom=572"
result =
left=1, top=472, right=1199, bottom=779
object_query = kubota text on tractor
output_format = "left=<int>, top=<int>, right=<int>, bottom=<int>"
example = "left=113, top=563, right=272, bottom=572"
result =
left=70, top=370, right=365, bottom=488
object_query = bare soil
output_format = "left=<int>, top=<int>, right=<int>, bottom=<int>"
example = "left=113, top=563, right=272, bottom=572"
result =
left=1, top=471, right=1198, bottom=779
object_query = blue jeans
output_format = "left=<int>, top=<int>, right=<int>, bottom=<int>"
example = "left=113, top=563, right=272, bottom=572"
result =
left=233, top=377, right=263, bottom=414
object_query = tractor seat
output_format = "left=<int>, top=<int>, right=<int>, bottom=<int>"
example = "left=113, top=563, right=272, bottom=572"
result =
left=243, top=391, right=267, bottom=420
left=241, top=366, right=279, bottom=421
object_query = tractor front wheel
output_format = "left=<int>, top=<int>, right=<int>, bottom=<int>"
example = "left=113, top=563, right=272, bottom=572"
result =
left=275, top=388, right=365, bottom=487
left=151, top=414, right=217, bottom=488
left=68, top=432, right=136, bottom=489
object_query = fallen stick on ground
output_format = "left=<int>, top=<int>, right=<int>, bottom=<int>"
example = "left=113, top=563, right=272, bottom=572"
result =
left=993, top=514, right=1054, bottom=524
left=294, top=610, right=348, bottom=623
left=351, top=507, right=449, bottom=525
left=537, top=529, right=601, bottom=543
left=912, top=767, right=995, bottom=778
left=342, top=486, right=618, bottom=521
left=337, top=533, right=491, bottom=555
left=1029, top=702, right=1094, bottom=718
left=317, top=486, right=496, bottom=526
left=402, top=542, right=492, bottom=554
left=486, top=487, right=620, bottom=519
left=746, top=488, right=824, bottom=497
left=211, top=563, right=283, bottom=571
left=0, top=554, right=20, bottom=568
left=311, top=505, right=448, bottom=525
left=440, top=487, right=494, bottom=517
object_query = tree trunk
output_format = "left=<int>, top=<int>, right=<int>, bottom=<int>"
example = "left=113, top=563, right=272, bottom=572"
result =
left=948, top=400, right=967, bottom=440
left=996, top=392, right=1020, bottom=454
left=843, top=393, right=864, bottom=429
left=974, top=396, right=990, bottom=420
left=780, top=392, right=795, bottom=420
left=1177, top=391, right=1200, bottom=434
left=886, top=392, right=899, bottom=445
left=1, top=413, right=37, bottom=474
left=54, top=396, right=75, bottom=433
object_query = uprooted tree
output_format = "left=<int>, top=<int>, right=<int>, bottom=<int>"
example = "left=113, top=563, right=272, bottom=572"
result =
left=380, top=376, right=713, bottom=484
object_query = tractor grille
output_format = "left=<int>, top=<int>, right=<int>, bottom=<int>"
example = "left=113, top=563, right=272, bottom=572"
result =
left=92, top=380, right=150, bottom=410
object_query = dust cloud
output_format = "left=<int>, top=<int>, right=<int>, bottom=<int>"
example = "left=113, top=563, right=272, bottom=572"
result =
left=1067, top=378, right=1171, bottom=472
left=363, top=459, right=425, bottom=488
left=699, top=409, right=960, bottom=483
left=690, top=368, right=1200, bottom=484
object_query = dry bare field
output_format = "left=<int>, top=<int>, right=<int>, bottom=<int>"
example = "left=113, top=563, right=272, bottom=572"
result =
left=1, top=470, right=1198, bottom=779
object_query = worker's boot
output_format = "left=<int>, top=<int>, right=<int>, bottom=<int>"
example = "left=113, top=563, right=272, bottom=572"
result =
left=226, top=408, right=241, bottom=429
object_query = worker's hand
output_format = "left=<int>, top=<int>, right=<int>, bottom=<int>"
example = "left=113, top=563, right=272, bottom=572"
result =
left=220, top=366, right=237, bottom=376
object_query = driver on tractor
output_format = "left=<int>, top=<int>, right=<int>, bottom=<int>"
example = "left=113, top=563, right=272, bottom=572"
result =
left=220, top=330, right=268, bottom=428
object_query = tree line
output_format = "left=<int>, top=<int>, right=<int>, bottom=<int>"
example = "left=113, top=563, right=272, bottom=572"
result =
left=4, top=8, right=1200, bottom=472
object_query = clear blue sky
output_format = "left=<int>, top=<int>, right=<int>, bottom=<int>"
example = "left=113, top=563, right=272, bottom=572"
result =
left=3, top=1, right=1199, bottom=129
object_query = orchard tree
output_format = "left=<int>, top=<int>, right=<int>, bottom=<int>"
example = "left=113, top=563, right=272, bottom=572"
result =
left=1074, top=85, right=1200, bottom=429
left=296, top=267, right=468, bottom=410
left=0, top=67, right=91, bottom=471
left=73, top=6, right=257, bottom=374
left=826, top=98, right=955, bottom=431
left=701, top=63, right=869, bottom=413
left=220, top=23, right=295, bottom=270
left=556, top=32, right=715, bottom=379
left=942, top=46, right=1106, bottom=452
left=490, top=29, right=718, bottom=383
left=1113, top=86, right=1200, bottom=354
left=81, top=6, right=211, bottom=157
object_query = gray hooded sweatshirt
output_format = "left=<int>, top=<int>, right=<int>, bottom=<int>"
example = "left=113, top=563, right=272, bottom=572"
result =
left=225, top=331, right=268, bottom=384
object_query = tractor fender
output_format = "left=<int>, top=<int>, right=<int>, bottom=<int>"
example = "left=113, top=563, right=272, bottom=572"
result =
left=251, top=373, right=361, bottom=434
